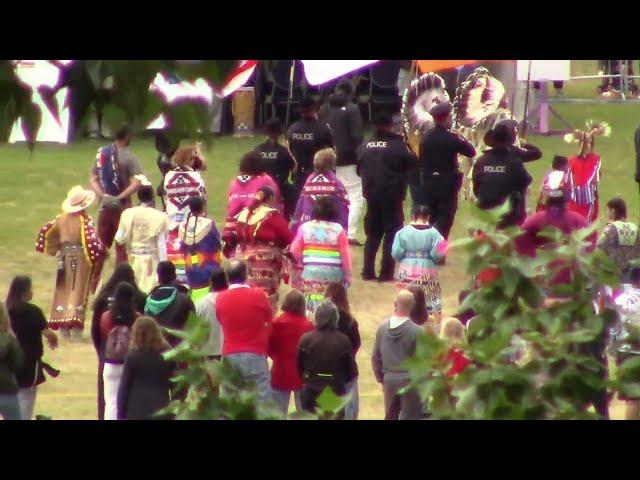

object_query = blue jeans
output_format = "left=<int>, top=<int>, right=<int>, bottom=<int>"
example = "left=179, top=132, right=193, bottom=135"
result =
left=0, top=394, right=22, bottom=420
left=224, top=353, right=273, bottom=405
left=344, top=379, right=359, bottom=420
left=272, top=389, right=302, bottom=415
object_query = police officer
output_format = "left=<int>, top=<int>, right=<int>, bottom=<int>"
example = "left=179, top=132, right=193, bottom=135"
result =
left=490, top=119, right=542, bottom=163
left=325, top=80, right=365, bottom=245
left=287, top=95, right=334, bottom=202
left=358, top=113, right=418, bottom=281
left=254, top=118, right=297, bottom=219
left=472, top=122, right=533, bottom=228
left=418, top=101, right=476, bottom=239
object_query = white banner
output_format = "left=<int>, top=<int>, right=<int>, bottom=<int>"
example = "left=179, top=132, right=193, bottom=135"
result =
left=300, top=60, right=379, bottom=86
left=516, top=60, right=570, bottom=81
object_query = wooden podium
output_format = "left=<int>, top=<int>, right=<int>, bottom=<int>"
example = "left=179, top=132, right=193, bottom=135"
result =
left=232, top=87, right=255, bottom=137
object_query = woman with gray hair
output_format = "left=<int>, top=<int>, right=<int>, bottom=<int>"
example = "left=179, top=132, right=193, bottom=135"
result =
left=290, top=148, right=350, bottom=235
left=296, top=300, right=357, bottom=417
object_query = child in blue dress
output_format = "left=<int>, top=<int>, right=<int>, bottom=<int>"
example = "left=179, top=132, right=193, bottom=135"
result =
left=392, top=205, right=447, bottom=331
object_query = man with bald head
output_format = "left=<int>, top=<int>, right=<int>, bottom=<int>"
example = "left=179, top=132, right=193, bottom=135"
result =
left=371, top=290, right=425, bottom=420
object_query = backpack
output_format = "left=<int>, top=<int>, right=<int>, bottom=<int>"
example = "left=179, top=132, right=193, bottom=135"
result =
left=104, top=325, right=131, bottom=364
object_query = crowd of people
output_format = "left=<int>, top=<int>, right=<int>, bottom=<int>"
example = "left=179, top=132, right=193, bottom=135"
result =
left=2, top=77, right=640, bottom=421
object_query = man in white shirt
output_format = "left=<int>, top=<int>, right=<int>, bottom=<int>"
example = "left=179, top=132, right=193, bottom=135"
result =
left=195, top=268, right=229, bottom=360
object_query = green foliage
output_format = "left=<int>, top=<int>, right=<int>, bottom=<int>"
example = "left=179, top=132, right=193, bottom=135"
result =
left=315, top=387, right=352, bottom=420
left=0, top=60, right=238, bottom=149
left=409, top=202, right=621, bottom=419
left=159, top=312, right=283, bottom=420
left=0, top=61, right=42, bottom=147
left=160, top=311, right=352, bottom=420
left=158, top=312, right=278, bottom=420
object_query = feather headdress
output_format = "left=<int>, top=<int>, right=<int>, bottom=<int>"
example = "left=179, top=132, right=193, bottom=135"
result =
left=563, top=120, right=611, bottom=156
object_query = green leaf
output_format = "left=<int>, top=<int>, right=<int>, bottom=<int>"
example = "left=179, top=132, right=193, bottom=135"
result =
left=315, top=387, right=351, bottom=415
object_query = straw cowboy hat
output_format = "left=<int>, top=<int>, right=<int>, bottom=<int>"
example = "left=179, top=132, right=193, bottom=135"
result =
left=61, top=186, right=96, bottom=213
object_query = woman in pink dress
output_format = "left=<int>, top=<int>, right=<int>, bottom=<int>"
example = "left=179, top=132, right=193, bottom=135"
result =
left=222, top=151, right=283, bottom=257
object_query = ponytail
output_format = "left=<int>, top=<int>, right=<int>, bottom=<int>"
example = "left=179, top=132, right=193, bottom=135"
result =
left=181, top=211, right=192, bottom=243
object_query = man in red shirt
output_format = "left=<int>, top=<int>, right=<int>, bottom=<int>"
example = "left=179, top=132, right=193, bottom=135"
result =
left=215, top=259, right=274, bottom=405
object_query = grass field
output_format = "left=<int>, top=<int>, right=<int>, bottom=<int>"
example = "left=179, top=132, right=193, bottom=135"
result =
left=0, top=61, right=637, bottom=419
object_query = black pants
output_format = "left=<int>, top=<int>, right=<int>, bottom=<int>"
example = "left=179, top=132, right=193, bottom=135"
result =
left=423, top=173, right=462, bottom=240
left=278, top=181, right=296, bottom=221
left=292, top=169, right=313, bottom=209
left=363, top=197, right=404, bottom=278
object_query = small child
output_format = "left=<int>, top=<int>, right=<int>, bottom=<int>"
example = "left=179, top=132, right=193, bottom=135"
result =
left=536, top=155, right=569, bottom=212
left=440, top=317, right=471, bottom=377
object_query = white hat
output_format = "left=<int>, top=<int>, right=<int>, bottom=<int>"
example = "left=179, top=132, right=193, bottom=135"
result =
left=134, top=174, right=152, bottom=186
left=61, top=186, right=96, bottom=213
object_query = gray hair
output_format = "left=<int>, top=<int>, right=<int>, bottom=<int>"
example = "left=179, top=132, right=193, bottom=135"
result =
left=226, top=259, right=248, bottom=285
left=313, top=148, right=337, bottom=173
left=313, top=300, right=339, bottom=330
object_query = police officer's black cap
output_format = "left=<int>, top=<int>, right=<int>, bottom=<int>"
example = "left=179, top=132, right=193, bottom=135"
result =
left=263, top=118, right=282, bottom=135
left=298, top=95, right=318, bottom=112
left=429, top=101, right=452, bottom=120
left=495, top=119, right=519, bottom=132
left=373, top=112, right=394, bottom=127
left=487, top=123, right=516, bottom=146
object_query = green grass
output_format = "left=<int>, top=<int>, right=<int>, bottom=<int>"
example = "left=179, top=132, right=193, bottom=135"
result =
left=0, top=61, right=636, bottom=419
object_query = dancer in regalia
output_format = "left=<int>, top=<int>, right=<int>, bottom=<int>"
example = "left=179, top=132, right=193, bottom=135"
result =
left=391, top=206, right=447, bottom=332
left=36, top=186, right=107, bottom=339
left=163, top=145, right=207, bottom=285
left=564, top=121, right=611, bottom=223
left=114, top=177, right=169, bottom=294
left=179, top=196, right=222, bottom=302
left=290, top=148, right=349, bottom=235
left=227, top=187, right=292, bottom=309
left=223, top=151, right=283, bottom=257
left=290, top=196, right=352, bottom=316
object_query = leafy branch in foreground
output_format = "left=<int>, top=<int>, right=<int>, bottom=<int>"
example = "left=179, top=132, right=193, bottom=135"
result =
left=0, top=60, right=239, bottom=148
left=406, top=202, right=623, bottom=419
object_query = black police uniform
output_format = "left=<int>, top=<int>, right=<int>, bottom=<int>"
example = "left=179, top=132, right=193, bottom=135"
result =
left=513, top=143, right=542, bottom=163
left=472, top=146, right=533, bottom=228
left=491, top=120, right=542, bottom=164
left=325, top=92, right=364, bottom=167
left=287, top=117, right=333, bottom=198
left=357, top=129, right=418, bottom=280
left=418, top=126, right=476, bottom=239
left=254, top=139, right=296, bottom=219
